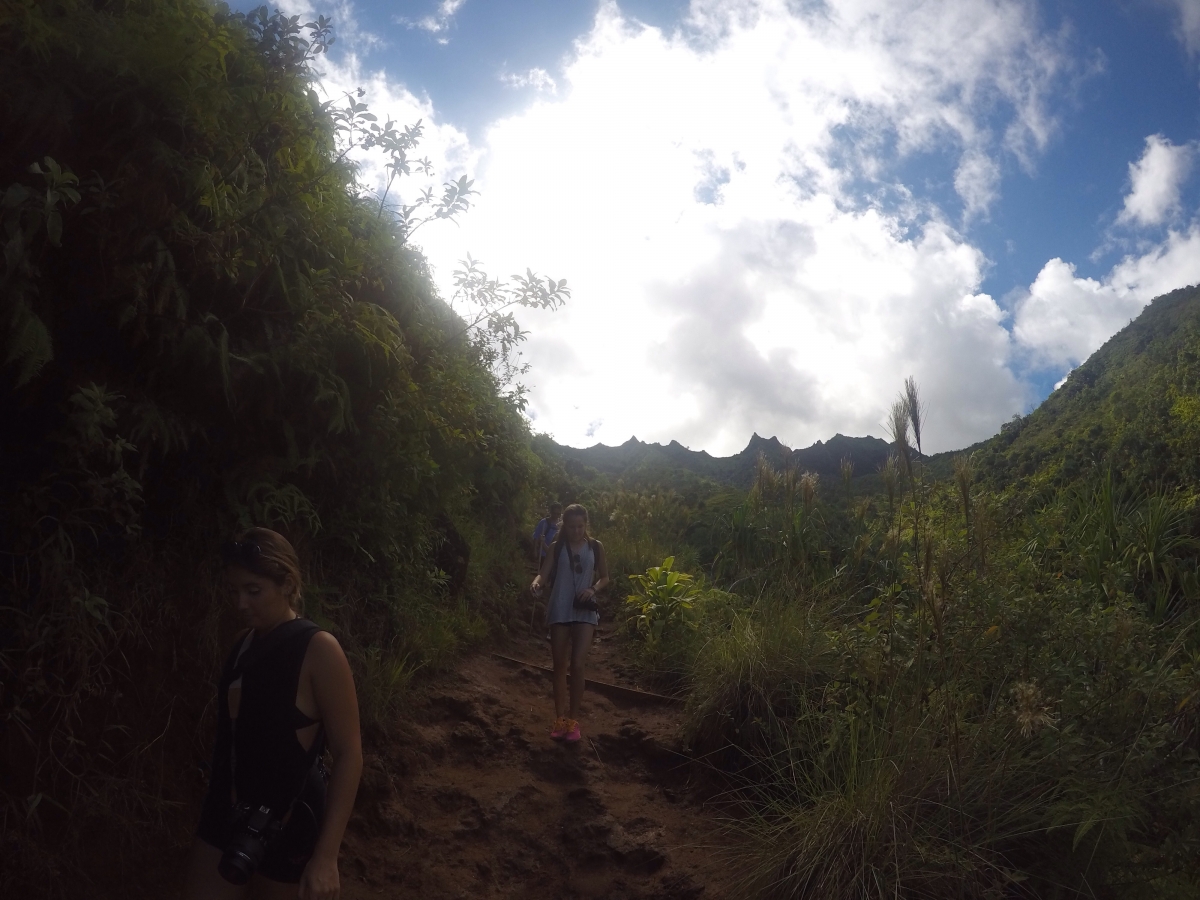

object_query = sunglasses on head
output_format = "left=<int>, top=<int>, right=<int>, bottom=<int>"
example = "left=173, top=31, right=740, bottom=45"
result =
left=221, top=540, right=263, bottom=568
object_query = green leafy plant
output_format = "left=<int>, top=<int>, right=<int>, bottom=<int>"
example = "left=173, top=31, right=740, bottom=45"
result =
left=626, top=556, right=701, bottom=646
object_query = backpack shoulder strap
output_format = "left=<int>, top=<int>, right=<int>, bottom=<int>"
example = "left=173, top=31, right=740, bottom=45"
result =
left=588, top=538, right=602, bottom=585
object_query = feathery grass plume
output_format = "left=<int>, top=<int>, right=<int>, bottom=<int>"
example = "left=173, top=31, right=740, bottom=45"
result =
left=839, top=455, right=853, bottom=498
left=854, top=496, right=871, bottom=524
left=904, top=375, right=926, bottom=456
left=879, top=453, right=900, bottom=517
left=887, top=395, right=913, bottom=477
left=751, top=452, right=780, bottom=511
left=1009, top=680, right=1055, bottom=738
left=799, top=471, right=818, bottom=514
left=781, top=458, right=801, bottom=519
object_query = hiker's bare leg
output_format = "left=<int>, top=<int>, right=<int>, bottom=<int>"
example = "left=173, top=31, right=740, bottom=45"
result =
left=550, top=624, right=572, bottom=719
left=568, top=623, right=595, bottom=720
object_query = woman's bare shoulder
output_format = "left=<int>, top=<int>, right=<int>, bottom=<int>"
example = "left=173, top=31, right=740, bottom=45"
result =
left=309, top=628, right=344, bottom=652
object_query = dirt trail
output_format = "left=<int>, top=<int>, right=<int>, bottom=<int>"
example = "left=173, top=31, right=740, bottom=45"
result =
left=337, top=628, right=737, bottom=899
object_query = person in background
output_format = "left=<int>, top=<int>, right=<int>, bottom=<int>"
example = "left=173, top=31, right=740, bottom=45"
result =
left=530, top=504, right=609, bottom=743
left=532, top=502, right=563, bottom=563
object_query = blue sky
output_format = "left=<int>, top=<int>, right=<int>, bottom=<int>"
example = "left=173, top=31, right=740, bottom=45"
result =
left=262, top=0, right=1200, bottom=454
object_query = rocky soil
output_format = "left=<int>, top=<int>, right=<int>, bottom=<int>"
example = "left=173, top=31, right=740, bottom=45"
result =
left=338, top=629, right=738, bottom=899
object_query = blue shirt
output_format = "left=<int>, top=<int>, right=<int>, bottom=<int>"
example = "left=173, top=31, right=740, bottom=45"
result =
left=533, top=517, right=559, bottom=559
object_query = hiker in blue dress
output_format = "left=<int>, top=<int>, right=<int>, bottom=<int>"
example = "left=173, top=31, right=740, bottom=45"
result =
left=531, top=502, right=562, bottom=563
left=530, top=504, right=609, bottom=743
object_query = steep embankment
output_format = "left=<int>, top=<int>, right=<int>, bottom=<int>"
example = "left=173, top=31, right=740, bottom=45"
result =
left=337, top=630, right=735, bottom=899
left=969, top=283, right=1200, bottom=489
left=0, top=3, right=541, bottom=893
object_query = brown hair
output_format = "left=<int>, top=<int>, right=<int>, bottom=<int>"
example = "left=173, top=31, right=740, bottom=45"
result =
left=545, top=504, right=591, bottom=588
left=226, top=527, right=304, bottom=611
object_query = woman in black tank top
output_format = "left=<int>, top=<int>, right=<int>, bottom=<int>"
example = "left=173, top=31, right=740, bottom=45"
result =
left=184, top=528, right=362, bottom=900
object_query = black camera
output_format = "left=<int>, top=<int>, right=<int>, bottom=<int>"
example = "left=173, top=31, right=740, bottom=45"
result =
left=574, top=594, right=599, bottom=612
left=218, top=803, right=282, bottom=885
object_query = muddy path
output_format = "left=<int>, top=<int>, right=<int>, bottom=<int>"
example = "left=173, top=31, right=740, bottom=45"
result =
left=337, top=628, right=738, bottom=899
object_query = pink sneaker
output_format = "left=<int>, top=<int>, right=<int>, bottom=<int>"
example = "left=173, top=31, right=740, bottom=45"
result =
left=550, top=717, right=570, bottom=740
left=563, top=719, right=582, bottom=743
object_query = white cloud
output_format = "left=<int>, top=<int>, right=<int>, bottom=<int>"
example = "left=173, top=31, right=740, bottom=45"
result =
left=1013, top=226, right=1200, bottom=369
left=397, top=0, right=467, bottom=41
left=653, top=213, right=1025, bottom=453
left=297, top=0, right=1200, bottom=455
left=272, top=0, right=383, bottom=53
left=1116, top=134, right=1195, bottom=228
left=1161, top=0, right=1200, bottom=55
left=955, top=150, right=1002, bottom=221
left=410, top=0, right=1085, bottom=453
left=501, top=67, right=557, bottom=93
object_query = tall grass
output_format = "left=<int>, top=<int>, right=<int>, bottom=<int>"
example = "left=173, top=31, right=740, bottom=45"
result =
left=600, top=437, right=1200, bottom=897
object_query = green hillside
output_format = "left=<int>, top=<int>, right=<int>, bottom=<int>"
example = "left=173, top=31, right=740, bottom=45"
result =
left=590, top=293, right=1200, bottom=898
left=970, top=283, right=1200, bottom=490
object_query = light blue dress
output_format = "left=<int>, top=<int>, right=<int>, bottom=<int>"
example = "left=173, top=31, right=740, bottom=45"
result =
left=545, top=541, right=599, bottom=626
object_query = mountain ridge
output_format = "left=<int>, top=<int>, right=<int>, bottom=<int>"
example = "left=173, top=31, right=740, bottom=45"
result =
left=545, top=430, right=894, bottom=488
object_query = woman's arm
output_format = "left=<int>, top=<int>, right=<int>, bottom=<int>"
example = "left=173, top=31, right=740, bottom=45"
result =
left=299, top=632, right=363, bottom=900
left=531, top=544, right=554, bottom=595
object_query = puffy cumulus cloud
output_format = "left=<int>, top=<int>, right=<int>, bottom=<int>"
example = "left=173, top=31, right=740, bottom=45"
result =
left=413, top=0, right=1080, bottom=453
left=1012, top=259, right=1145, bottom=370
left=1116, top=134, right=1195, bottom=228
left=281, top=0, right=1200, bottom=455
left=654, top=212, right=1024, bottom=453
left=1013, top=226, right=1200, bottom=370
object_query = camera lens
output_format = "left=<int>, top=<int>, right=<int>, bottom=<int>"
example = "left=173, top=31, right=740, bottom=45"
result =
left=218, top=835, right=267, bottom=885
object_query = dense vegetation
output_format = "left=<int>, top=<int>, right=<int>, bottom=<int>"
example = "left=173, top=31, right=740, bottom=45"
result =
left=0, top=1, right=564, bottom=894
left=971, top=284, right=1200, bottom=491
left=586, top=297, right=1200, bottom=898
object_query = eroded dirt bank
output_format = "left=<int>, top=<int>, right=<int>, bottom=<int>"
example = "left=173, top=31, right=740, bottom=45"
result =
left=337, top=629, right=737, bottom=899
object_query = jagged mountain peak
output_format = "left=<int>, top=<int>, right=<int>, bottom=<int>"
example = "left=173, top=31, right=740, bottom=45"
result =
left=545, top=430, right=892, bottom=488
